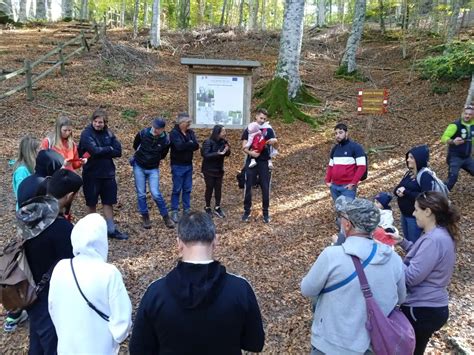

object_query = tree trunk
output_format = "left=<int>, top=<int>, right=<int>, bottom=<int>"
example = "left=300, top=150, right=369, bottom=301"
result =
left=144, top=0, right=149, bottom=26
left=261, top=0, right=266, bottom=29
left=225, top=0, right=234, bottom=25
left=133, top=0, right=140, bottom=37
left=446, top=0, right=460, bottom=44
left=198, top=0, right=205, bottom=24
left=272, top=0, right=278, bottom=28
left=150, top=0, right=160, bottom=48
left=220, top=0, right=227, bottom=26
left=465, top=73, right=474, bottom=107
left=121, top=0, right=126, bottom=27
left=337, top=0, right=344, bottom=24
left=317, top=0, right=325, bottom=27
left=401, top=0, right=408, bottom=58
left=36, top=0, right=47, bottom=19
left=238, top=0, right=244, bottom=27
left=249, top=0, right=258, bottom=29
left=275, top=0, right=305, bottom=98
left=19, top=0, right=29, bottom=21
left=341, top=0, right=366, bottom=73
left=379, top=0, right=385, bottom=34
left=180, top=0, right=190, bottom=28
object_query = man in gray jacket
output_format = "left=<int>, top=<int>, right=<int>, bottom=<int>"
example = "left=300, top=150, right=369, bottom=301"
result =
left=301, top=197, right=406, bottom=355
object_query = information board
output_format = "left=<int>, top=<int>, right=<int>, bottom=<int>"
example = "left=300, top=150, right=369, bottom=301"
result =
left=195, top=75, right=245, bottom=126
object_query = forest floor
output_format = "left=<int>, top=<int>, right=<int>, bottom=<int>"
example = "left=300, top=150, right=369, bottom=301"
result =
left=0, top=22, right=473, bottom=354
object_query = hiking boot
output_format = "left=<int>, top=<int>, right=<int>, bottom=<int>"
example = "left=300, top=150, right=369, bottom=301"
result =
left=204, top=207, right=213, bottom=217
left=241, top=212, right=250, bottom=222
left=4, top=310, right=28, bottom=333
left=108, top=229, right=129, bottom=240
left=183, top=209, right=191, bottom=215
left=141, top=214, right=151, bottom=229
left=214, top=206, right=226, bottom=219
left=163, top=215, right=175, bottom=229
left=263, top=214, right=271, bottom=224
left=170, top=210, right=179, bottom=223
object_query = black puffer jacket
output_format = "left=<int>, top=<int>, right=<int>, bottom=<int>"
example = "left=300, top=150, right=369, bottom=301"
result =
left=201, top=138, right=230, bottom=176
left=133, top=128, right=170, bottom=169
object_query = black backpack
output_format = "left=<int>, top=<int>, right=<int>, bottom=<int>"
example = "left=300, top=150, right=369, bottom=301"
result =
left=330, top=146, right=368, bottom=181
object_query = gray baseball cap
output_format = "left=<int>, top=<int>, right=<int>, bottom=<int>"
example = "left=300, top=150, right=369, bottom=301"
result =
left=335, top=196, right=380, bottom=233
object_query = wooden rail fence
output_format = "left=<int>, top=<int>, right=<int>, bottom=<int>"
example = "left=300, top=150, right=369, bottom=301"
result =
left=0, top=23, right=103, bottom=101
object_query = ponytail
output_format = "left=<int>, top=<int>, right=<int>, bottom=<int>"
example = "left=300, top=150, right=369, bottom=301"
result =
left=416, top=191, right=462, bottom=243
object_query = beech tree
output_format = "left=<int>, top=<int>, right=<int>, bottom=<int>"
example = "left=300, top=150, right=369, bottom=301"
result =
left=340, top=0, right=366, bottom=73
left=257, top=0, right=319, bottom=124
left=466, top=73, right=474, bottom=107
left=150, top=0, right=160, bottom=48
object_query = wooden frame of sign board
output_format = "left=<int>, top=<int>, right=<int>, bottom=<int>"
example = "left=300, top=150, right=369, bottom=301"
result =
left=181, top=58, right=261, bottom=129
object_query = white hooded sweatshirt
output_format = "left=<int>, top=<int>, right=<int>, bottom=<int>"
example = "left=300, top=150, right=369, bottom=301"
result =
left=48, top=213, right=132, bottom=355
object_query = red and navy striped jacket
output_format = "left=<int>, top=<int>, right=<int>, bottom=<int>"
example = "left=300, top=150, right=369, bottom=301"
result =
left=325, top=139, right=366, bottom=185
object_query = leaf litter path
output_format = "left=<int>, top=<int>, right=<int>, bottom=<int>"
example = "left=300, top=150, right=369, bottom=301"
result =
left=0, top=23, right=472, bottom=353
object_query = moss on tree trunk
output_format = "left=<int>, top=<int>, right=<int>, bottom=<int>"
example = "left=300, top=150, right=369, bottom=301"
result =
left=255, top=77, right=321, bottom=126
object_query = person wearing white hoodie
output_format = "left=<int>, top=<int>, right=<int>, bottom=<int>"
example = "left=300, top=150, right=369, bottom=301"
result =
left=48, top=213, right=132, bottom=355
left=301, top=197, right=406, bottom=355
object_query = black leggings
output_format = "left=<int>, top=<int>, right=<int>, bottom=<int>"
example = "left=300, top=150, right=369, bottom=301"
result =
left=204, top=173, right=223, bottom=207
left=401, top=305, right=449, bottom=355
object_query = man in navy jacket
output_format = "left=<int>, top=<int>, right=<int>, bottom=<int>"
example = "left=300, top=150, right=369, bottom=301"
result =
left=78, top=108, right=127, bottom=240
left=169, top=112, right=199, bottom=223
left=129, top=212, right=265, bottom=355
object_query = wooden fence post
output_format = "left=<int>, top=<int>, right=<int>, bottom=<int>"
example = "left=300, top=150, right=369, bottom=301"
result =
left=58, top=43, right=65, bottom=76
left=24, top=59, right=33, bottom=101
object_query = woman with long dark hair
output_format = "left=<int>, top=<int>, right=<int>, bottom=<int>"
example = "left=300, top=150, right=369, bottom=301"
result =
left=399, top=191, right=461, bottom=355
left=201, top=125, right=230, bottom=218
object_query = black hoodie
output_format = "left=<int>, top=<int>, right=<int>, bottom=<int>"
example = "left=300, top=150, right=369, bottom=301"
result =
left=17, top=150, right=64, bottom=207
left=394, top=145, right=435, bottom=216
left=130, top=261, right=265, bottom=355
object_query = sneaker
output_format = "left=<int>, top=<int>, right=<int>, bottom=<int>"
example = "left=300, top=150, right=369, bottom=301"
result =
left=141, top=214, right=151, bottom=229
left=268, top=160, right=274, bottom=170
left=108, top=229, right=129, bottom=240
left=241, top=212, right=250, bottom=222
left=170, top=210, right=179, bottom=223
left=204, top=207, right=213, bottom=217
left=263, top=215, right=271, bottom=224
left=249, top=159, right=257, bottom=168
left=163, top=215, right=175, bottom=229
left=214, top=206, right=226, bottom=218
left=4, top=310, right=28, bottom=332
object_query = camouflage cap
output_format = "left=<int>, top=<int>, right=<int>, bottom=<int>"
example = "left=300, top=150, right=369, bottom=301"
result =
left=16, top=195, right=59, bottom=241
left=335, top=196, right=380, bottom=233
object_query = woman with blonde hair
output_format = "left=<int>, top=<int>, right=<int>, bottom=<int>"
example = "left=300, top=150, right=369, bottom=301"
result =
left=12, top=135, right=40, bottom=203
left=41, top=116, right=86, bottom=171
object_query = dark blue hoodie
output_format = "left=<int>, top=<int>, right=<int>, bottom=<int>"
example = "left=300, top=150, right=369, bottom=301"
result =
left=129, top=261, right=265, bottom=355
left=17, top=149, right=64, bottom=207
left=394, top=145, right=434, bottom=216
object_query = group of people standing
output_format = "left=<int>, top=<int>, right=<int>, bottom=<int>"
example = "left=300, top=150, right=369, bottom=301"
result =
left=5, top=103, right=470, bottom=354
left=314, top=117, right=467, bottom=354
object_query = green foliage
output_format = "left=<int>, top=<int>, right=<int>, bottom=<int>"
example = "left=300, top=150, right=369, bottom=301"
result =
left=417, top=42, right=473, bottom=81
left=121, top=108, right=139, bottom=122
left=431, top=84, right=451, bottom=95
left=90, top=77, right=120, bottom=93
left=255, top=77, right=321, bottom=127
left=335, top=65, right=368, bottom=82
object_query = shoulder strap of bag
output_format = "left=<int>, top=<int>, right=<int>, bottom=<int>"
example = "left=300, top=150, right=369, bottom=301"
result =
left=320, top=243, right=377, bottom=294
left=350, top=246, right=377, bottom=299
left=70, top=259, right=109, bottom=322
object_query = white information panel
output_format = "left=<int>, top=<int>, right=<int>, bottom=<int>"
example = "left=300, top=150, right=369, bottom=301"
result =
left=195, top=75, right=244, bottom=126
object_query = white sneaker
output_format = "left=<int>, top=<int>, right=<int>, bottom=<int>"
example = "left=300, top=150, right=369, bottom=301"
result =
left=268, top=160, right=274, bottom=170
left=249, top=159, right=257, bottom=168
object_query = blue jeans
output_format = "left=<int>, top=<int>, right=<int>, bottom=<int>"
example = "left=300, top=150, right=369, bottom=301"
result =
left=401, top=214, right=422, bottom=243
left=446, top=155, right=474, bottom=191
left=133, top=164, right=168, bottom=216
left=170, top=164, right=193, bottom=211
left=330, top=183, right=357, bottom=202
left=28, top=294, right=57, bottom=355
